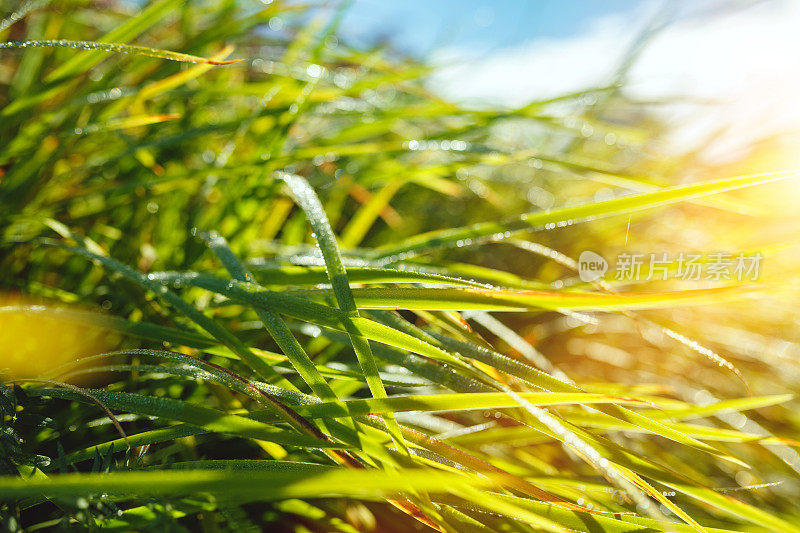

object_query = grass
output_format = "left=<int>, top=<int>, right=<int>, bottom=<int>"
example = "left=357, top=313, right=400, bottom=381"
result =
left=2, top=1, right=800, bottom=531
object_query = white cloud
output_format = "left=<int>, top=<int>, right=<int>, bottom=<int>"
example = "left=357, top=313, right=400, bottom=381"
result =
left=429, top=0, right=800, bottom=159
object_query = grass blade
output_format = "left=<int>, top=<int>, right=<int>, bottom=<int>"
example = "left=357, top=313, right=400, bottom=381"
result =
left=374, top=170, right=800, bottom=259
left=0, top=40, right=242, bottom=64
left=280, top=172, right=408, bottom=452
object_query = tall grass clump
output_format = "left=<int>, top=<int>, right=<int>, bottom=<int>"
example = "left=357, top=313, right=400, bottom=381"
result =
left=2, top=1, right=800, bottom=531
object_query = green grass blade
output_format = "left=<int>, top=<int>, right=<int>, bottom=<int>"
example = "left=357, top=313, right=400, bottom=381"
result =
left=52, top=241, right=295, bottom=389
left=0, top=469, right=495, bottom=503
left=0, top=40, right=242, bottom=65
left=198, top=231, right=337, bottom=401
left=25, top=388, right=342, bottom=449
left=62, top=426, right=205, bottom=466
left=293, top=392, right=655, bottom=419
left=249, top=264, right=486, bottom=287
left=0, top=0, right=49, bottom=33
left=374, top=170, right=800, bottom=259
left=43, top=0, right=183, bottom=83
left=286, top=285, right=758, bottom=312
left=280, top=172, right=406, bottom=451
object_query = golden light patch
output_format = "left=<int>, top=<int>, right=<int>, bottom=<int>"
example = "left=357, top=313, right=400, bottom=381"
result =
left=0, top=294, right=121, bottom=384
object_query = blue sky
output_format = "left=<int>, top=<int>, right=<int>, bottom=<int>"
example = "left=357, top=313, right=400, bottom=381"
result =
left=340, top=0, right=645, bottom=58
left=335, top=1, right=800, bottom=161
